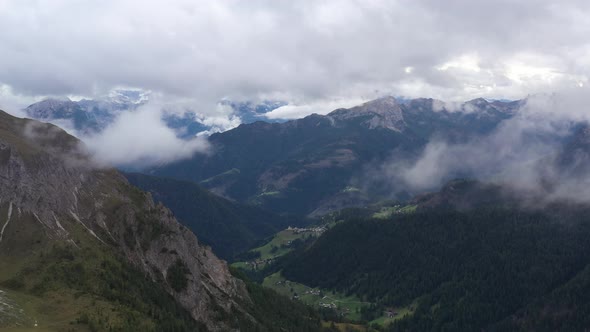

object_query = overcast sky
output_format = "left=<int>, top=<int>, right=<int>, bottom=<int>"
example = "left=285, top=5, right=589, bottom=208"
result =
left=1, top=0, right=590, bottom=119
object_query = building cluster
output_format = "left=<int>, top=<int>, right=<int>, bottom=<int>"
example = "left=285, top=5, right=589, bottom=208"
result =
left=286, top=226, right=327, bottom=234
left=319, top=302, right=337, bottom=309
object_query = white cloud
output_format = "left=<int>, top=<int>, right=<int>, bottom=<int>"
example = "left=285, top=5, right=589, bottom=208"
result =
left=0, top=0, right=589, bottom=109
left=373, top=87, right=590, bottom=203
left=83, top=103, right=209, bottom=167
left=1, top=0, right=590, bottom=156
left=197, top=104, right=241, bottom=132
left=437, top=54, right=481, bottom=72
left=264, top=98, right=367, bottom=120
left=0, top=84, right=35, bottom=117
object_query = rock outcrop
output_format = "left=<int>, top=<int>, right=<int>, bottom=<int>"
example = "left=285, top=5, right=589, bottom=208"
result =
left=0, top=110, right=249, bottom=330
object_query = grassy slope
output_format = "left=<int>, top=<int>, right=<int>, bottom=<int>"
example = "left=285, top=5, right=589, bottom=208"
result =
left=372, top=204, right=417, bottom=219
left=263, top=272, right=368, bottom=322
left=0, top=216, right=202, bottom=332
left=253, top=230, right=312, bottom=260
left=0, top=176, right=202, bottom=332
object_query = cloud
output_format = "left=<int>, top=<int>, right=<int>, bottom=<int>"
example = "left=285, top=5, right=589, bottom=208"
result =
left=372, top=87, right=590, bottom=204
left=0, top=84, right=33, bottom=117
left=3, top=0, right=590, bottom=163
left=0, top=0, right=590, bottom=111
left=196, top=104, right=242, bottom=133
left=83, top=103, right=209, bottom=167
left=264, top=98, right=367, bottom=120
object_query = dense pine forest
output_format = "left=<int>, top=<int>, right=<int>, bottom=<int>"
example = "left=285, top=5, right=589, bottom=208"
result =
left=276, top=205, right=590, bottom=331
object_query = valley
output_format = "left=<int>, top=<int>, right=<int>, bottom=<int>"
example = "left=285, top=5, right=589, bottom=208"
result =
left=149, top=97, right=519, bottom=216
left=229, top=204, right=421, bottom=328
left=4, top=94, right=590, bottom=331
left=5, top=2, right=590, bottom=331
left=232, top=225, right=328, bottom=271
left=0, top=110, right=324, bottom=331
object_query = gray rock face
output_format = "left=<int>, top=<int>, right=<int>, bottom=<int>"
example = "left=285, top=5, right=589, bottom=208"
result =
left=328, top=96, right=406, bottom=131
left=24, top=98, right=78, bottom=119
left=0, top=111, right=249, bottom=330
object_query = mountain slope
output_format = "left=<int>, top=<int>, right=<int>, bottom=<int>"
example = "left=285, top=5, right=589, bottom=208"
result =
left=149, top=96, right=519, bottom=216
left=0, top=111, right=322, bottom=331
left=0, top=110, right=248, bottom=330
left=272, top=181, right=590, bottom=330
left=124, top=173, right=303, bottom=260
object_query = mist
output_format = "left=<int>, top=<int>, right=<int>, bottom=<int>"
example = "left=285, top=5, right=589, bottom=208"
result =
left=81, top=103, right=210, bottom=167
left=369, top=88, right=590, bottom=204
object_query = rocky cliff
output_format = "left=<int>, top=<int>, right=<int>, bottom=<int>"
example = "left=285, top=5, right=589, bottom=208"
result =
left=0, top=110, right=250, bottom=331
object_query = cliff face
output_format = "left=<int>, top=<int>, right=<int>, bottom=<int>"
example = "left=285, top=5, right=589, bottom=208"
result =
left=0, top=111, right=249, bottom=331
left=328, top=96, right=406, bottom=131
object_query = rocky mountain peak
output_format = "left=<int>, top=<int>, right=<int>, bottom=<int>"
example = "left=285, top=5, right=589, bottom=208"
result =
left=25, top=98, right=77, bottom=119
left=328, top=96, right=406, bottom=131
left=466, top=97, right=489, bottom=106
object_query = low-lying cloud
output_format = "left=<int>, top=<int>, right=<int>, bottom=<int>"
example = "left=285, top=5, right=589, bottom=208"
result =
left=263, top=97, right=367, bottom=120
left=83, top=103, right=209, bottom=167
left=370, top=87, right=590, bottom=204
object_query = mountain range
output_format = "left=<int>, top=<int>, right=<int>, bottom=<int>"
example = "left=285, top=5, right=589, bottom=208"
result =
left=148, top=96, right=521, bottom=216
left=9, top=93, right=590, bottom=331
left=24, top=91, right=286, bottom=137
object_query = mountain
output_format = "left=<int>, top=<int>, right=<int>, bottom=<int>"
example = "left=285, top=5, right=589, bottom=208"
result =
left=329, top=96, right=406, bottom=131
left=25, top=93, right=286, bottom=138
left=148, top=96, right=519, bottom=216
left=0, top=111, right=323, bottom=331
left=124, top=172, right=305, bottom=260
left=269, top=180, right=590, bottom=330
left=25, top=90, right=148, bottom=134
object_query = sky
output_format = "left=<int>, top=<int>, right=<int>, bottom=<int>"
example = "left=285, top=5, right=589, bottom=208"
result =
left=1, top=0, right=590, bottom=165
left=1, top=1, right=590, bottom=114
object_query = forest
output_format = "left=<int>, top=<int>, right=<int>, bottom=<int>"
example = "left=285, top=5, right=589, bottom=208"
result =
left=277, top=205, right=590, bottom=330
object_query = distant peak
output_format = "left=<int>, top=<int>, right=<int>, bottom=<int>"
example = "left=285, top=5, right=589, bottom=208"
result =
left=39, top=97, right=73, bottom=104
left=328, top=96, right=405, bottom=131
left=466, top=97, right=489, bottom=106
left=329, top=96, right=399, bottom=116
left=358, top=95, right=399, bottom=110
left=360, top=95, right=398, bottom=107
left=25, top=98, right=76, bottom=117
